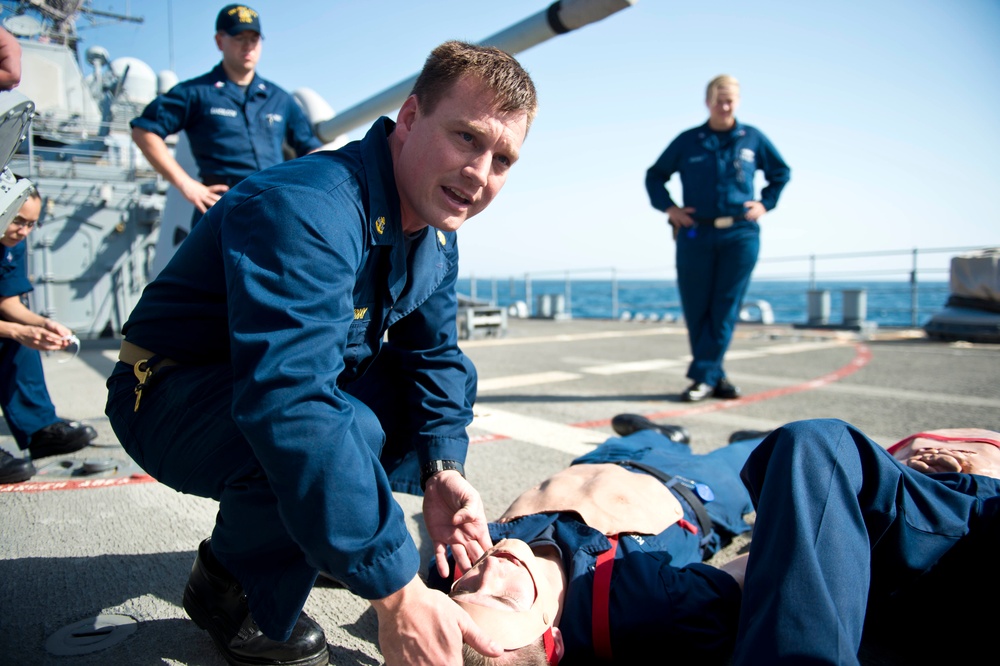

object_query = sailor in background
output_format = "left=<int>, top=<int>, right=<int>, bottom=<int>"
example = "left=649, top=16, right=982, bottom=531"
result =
left=0, top=183, right=96, bottom=484
left=645, top=75, right=790, bottom=403
left=130, top=4, right=321, bottom=229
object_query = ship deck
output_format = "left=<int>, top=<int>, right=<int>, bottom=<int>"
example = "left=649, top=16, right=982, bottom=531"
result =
left=2, top=317, right=998, bottom=664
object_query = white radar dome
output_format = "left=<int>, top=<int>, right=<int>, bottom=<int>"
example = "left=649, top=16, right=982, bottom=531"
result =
left=110, top=57, right=158, bottom=105
left=158, top=70, right=179, bottom=94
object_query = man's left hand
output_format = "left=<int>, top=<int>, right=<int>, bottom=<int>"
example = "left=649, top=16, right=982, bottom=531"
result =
left=422, top=470, right=492, bottom=578
left=743, top=200, right=766, bottom=221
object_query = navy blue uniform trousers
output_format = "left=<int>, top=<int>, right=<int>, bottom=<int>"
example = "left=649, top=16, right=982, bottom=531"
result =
left=0, top=338, right=57, bottom=449
left=675, top=221, right=759, bottom=386
left=732, top=418, right=1000, bottom=665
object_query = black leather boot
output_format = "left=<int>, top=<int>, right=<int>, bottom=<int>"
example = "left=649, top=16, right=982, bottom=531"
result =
left=182, top=539, right=329, bottom=666
left=611, top=413, right=691, bottom=444
left=0, top=449, right=35, bottom=484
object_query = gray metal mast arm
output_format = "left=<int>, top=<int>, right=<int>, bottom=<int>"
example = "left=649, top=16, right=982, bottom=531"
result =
left=313, top=0, right=636, bottom=143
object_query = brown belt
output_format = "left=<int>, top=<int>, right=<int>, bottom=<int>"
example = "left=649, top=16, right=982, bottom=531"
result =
left=118, top=340, right=179, bottom=372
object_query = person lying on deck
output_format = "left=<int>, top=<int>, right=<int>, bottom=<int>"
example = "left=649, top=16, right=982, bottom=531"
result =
left=431, top=416, right=1000, bottom=666
left=427, top=413, right=769, bottom=665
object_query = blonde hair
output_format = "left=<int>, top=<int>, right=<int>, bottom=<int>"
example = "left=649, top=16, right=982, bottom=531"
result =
left=706, top=74, right=740, bottom=103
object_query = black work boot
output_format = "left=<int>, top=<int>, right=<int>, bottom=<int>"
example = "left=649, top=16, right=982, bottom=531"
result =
left=611, top=413, right=691, bottom=444
left=28, top=420, right=96, bottom=460
left=182, top=539, right=329, bottom=666
left=0, top=449, right=35, bottom=484
left=712, top=378, right=742, bottom=400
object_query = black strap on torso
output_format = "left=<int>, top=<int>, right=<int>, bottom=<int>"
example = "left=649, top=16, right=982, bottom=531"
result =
left=616, top=460, right=714, bottom=543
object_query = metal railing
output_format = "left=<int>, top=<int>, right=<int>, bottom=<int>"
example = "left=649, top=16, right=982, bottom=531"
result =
left=463, top=244, right=997, bottom=328
left=12, top=109, right=157, bottom=182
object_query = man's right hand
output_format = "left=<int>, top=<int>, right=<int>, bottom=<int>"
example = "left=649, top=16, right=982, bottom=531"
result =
left=179, top=178, right=230, bottom=213
left=370, top=576, right=502, bottom=666
left=666, top=205, right=696, bottom=229
left=131, top=127, right=229, bottom=213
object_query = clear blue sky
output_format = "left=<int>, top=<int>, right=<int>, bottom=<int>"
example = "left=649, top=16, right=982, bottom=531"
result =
left=49, top=0, right=1000, bottom=281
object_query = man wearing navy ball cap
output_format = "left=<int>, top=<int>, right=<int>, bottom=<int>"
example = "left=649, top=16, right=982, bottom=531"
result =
left=130, top=4, right=321, bottom=229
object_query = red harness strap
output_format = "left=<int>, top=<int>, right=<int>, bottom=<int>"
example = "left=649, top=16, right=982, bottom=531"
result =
left=591, top=534, right=619, bottom=661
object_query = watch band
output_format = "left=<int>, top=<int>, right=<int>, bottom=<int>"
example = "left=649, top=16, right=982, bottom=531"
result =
left=420, top=459, right=465, bottom=490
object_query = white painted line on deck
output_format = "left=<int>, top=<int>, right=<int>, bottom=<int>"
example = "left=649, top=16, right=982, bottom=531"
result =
left=460, top=326, right=685, bottom=348
left=482, top=340, right=846, bottom=387
left=477, top=371, right=582, bottom=392
left=471, top=407, right=605, bottom=457
left=580, top=359, right=684, bottom=375
left=718, top=350, right=769, bottom=360
left=759, top=341, right=843, bottom=355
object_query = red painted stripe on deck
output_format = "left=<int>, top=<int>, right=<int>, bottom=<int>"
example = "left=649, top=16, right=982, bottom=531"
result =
left=0, top=473, right=157, bottom=493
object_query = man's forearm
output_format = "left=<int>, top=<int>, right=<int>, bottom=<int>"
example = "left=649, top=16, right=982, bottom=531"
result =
left=131, top=127, right=195, bottom=190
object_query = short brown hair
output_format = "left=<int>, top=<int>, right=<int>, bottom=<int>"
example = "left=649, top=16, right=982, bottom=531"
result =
left=462, top=639, right=548, bottom=666
left=411, top=40, right=538, bottom=130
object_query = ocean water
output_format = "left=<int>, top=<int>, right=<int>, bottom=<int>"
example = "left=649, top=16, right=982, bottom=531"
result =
left=457, top=279, right=953, bottom=328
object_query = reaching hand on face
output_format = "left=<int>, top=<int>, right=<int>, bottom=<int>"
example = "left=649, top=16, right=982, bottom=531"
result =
left=423, top=470, right=493, bottom=578
left=371, top=576, right=502, bottom=666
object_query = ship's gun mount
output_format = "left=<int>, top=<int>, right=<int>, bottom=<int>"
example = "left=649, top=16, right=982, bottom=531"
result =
left=296, top=0, right=637, bottom=147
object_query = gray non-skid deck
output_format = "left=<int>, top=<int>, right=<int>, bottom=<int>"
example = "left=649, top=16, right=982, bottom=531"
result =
left=2, top=318, right=998, bottom=664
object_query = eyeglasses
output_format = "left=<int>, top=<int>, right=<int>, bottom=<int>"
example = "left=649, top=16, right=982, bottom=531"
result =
left=10, top=215, right=37, bottom=230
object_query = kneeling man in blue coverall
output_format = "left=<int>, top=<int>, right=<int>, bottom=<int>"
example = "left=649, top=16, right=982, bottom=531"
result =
left=442, top=418, right=1000, bottom=666
left=106, top=41, right=537, bottom=666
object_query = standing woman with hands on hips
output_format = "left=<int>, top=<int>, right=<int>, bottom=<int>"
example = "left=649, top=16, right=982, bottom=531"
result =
left=645, top=75, right=790, bottom=403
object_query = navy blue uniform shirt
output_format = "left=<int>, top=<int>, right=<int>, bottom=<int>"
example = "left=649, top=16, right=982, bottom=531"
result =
left=131, top=62, right=322, bottom=180
left=122, top=117, right=472, bottom=600
left=645, top=120, right=790, bottom=219
left=0, top=241, right=32, bottom=299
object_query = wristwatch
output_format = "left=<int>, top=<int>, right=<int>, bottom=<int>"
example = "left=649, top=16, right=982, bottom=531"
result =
left=420, top=459, right=465, bottom=490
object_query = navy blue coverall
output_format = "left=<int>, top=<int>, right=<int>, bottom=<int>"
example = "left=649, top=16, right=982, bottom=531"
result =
left=0, top=241, right=59, bottom=448
left=106, top=117, right=475, bottom=640
left=734, top=419, right=1000, bottom=665
left=428, top=429, right=764, bottom=664
left=645, top=121, right=790, bottom=386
